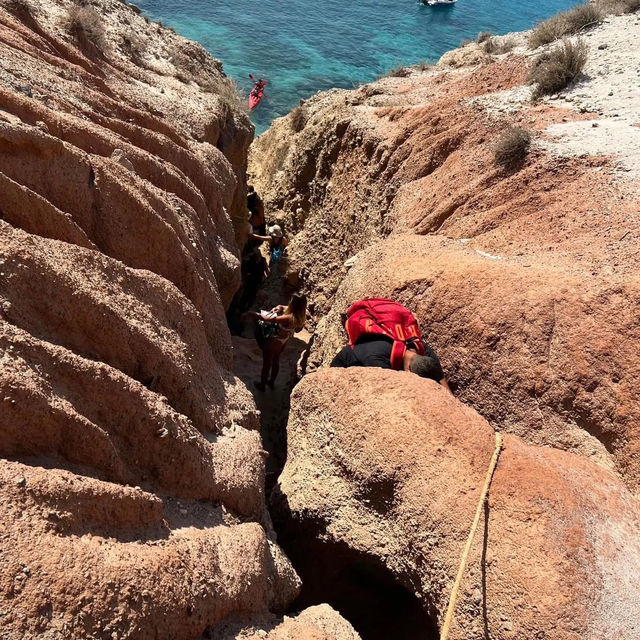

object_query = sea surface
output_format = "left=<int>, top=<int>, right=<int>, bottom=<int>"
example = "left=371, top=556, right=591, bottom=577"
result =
left=138, top=0, right=578, bottom=134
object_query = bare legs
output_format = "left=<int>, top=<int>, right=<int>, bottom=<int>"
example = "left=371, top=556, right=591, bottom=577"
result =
left=255, top=341, right=284, bottom=391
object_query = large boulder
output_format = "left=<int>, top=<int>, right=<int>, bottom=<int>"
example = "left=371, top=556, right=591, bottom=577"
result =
left=276, top=368, right=640, bottom=640
left=309, top=234, right=640, bottom=491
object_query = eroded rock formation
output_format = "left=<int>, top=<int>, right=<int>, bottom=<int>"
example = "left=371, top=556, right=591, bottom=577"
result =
left=0, top=1, right=305, bottom=637
left=251, top=13, right=640, bottom=490
left=276, top=368, right=640, bottom=640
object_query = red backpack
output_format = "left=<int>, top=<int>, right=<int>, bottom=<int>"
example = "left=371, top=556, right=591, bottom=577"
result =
left=344, top=298, right=425, bottom=370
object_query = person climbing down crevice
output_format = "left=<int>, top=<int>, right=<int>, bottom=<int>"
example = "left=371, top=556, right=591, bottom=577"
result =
left=252, top=223, right=289, bottom=268
left=243, top=293, right=308, bottom=392
left=330, top=298, right=451, bottom=391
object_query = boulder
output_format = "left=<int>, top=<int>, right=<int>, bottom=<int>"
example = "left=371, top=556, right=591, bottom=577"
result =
left=276, top=368, right=640, bottom=640
left=310, top=233, right=640, bottom=491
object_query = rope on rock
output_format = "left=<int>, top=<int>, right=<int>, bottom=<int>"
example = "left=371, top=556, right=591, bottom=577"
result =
left=440, top=431, right=504, bottom=640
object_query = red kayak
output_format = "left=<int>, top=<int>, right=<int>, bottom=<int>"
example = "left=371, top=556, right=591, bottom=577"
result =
left=248, top=77, right=267, bottom=110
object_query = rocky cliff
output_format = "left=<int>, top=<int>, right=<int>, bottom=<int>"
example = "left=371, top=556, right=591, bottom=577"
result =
left=251, top=11, right=640, bottom=490
left=251, top=9, right=640, bottom=639
left=0, top=1, right=340, bottom=638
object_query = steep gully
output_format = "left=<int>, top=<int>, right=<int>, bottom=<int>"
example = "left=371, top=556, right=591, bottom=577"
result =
left=229, top=276, right=439, bottom=640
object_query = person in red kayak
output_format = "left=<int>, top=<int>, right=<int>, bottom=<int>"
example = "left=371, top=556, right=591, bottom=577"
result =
left=249, top=74, right=267, bottom=107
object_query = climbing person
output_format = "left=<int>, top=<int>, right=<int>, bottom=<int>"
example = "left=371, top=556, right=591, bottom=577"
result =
left=251, top=224, right=289, bottom=267
left=330, top=298, right=450, bottom=389
left=243, top=293, right=307, bottom=391
left=245, top=186, right=267, bottom=254
left=247, top=185, right=265, bottom=231
left=238, top=248, right=269, bottom=311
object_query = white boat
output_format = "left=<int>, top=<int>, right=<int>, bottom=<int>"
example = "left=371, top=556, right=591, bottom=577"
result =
left=423, top=0, right=457, bottom=6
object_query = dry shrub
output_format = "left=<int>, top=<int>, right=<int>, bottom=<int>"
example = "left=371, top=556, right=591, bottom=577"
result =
left=385, top=65, right=410, bottom=78
left=483, top=37, right=499, bottom=53
left=529, top=14, right=567, bottom=48
left=494, top=127, right=532, bottom=168
left=121, top=31, right=147, bottom=64
left=597, top=0, right=640, bottom=13
left=5, top=0, right=32, bottom=15
left=563, top=3, right=603, bottom=32
left=496, top=36, right=517, bottom=53
left=483, top=35, right=517, bottom=55
left=199, top=76, right=245, bottom=111
left=529, top=3, right=603, bottom=49
left=290, top=106, right=307, bottom=133
left=64, top=4, right=106, bottom=51
left=416, top=61, right=433, bottom=71
left=529, top=38, right=588, bottom=100
left=477, top=31, right=493, bottom=43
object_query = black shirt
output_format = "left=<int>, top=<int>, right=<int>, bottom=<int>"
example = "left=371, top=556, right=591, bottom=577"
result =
left=330, top=335, right=443, bottom=381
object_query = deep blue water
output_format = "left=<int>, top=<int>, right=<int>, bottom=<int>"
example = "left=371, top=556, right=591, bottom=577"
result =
left=138, top=0, right=577, bottom=134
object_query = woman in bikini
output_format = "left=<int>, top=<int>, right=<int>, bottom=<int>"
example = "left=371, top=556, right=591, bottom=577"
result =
left=244, top=293, right=307, bottom=391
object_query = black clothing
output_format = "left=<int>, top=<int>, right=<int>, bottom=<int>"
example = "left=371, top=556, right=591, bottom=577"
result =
left=331, top=335, right=395, bottom=370
left=330, top=335, right=443, bottom=382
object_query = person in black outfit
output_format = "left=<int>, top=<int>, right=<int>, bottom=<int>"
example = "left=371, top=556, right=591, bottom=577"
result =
left=239, top=249, right=269, bottom=311
left=331, top=334, right=450, bottom=390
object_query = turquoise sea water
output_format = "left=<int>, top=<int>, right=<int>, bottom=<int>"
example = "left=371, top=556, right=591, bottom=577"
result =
left=138, top=0, right=577, bottom=134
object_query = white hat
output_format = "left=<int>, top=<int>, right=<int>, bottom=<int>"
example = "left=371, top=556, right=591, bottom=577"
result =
left=268, top=224, right=283, bottom=238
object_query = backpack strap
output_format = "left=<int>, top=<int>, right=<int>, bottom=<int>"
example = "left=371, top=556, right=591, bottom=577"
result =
left=390, top=340, right=406, bottom=370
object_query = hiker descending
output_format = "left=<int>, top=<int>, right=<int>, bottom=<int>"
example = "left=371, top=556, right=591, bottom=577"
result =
left=245, top=185, right=267, bottom=254
left=252, top=224, right=289, bottom=267
left=244, top=293, right=307, bottom=391
left=248, top=74, right=267, bottom=110
left=239, top=248, right=270, bottom=311
left=330, top=298, right=449, bottom=389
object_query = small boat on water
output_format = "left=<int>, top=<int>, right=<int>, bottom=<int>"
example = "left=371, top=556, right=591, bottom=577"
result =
left=422, top=0, right=457, bottom=6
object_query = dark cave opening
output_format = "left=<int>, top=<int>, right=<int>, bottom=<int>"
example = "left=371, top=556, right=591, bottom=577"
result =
left=274, top=508, right=440, bottom=640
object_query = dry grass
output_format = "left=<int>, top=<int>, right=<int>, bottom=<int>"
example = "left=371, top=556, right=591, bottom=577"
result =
left=483, top=35, right=518, bottom=54
left=206, top=77, right=245, bottom=111
left=385, top=65, right=410, bottom=78
left=564, top=3, right=603, bottom=31
left=529, top=3, right=603, bottom=49
left=529, top=38, right=588, bottom=100
left=494, top=127, right=532, bottom=168
left=496, top=36, right=517, bottom=53
left=121, top=31, right=147, bottom=64
left=5, top=0, right=32, bottom=15
left=477, top=31, right=493, bottom=43
left=597, top=0, right=640, bottom=13
left=290, top=106, right=307, bottom=133
left=63, top=4, right=107, bottom=51
left=482, top=37, right=499, bottom=53
left=416, top=60, right=433, bottom=71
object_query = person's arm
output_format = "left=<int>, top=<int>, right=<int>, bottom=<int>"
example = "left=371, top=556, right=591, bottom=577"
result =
left=244, top=311, right=291, bottom=326
left=250, top=233, right=271, bottom=242
left=330, top=346, right=359, bottom=368
left=282, top=237, right=289, bottom=247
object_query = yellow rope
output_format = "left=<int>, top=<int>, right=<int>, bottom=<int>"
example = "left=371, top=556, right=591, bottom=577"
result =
left=440, top=431, right=504, bottom=640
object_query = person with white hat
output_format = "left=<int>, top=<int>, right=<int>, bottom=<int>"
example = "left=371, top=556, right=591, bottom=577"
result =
left=253, top=223, right=289, bottom=267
